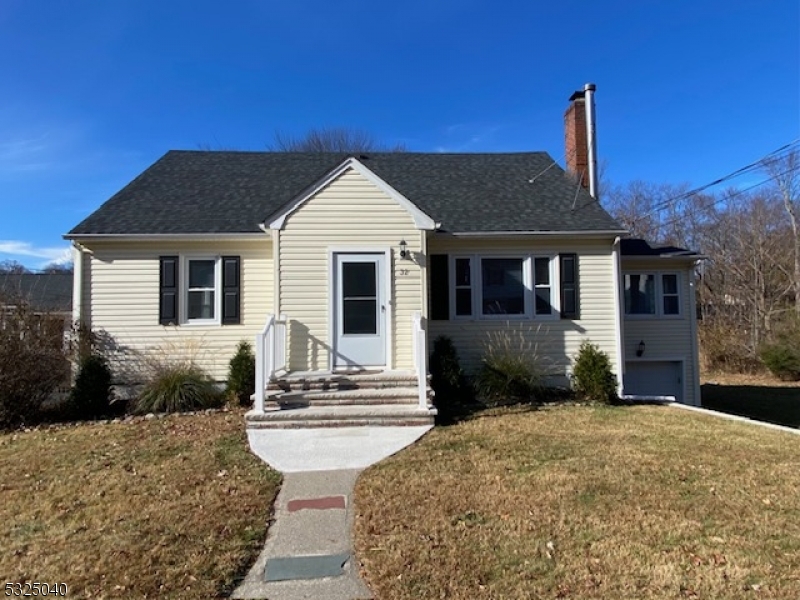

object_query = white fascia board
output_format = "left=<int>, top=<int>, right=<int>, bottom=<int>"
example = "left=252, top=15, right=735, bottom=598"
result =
left=268, top=157, right=437, bottom=231
left=621, top=254, right=705, bottom=262
left=64, top=233, right=269, bottom=242
left=445, top=229, right=628, bottom=238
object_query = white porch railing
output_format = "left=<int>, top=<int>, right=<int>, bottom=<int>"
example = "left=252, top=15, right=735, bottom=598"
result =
left=254, top=313, right=287, bottom=413
left=412, top=311, right=428, bottom=409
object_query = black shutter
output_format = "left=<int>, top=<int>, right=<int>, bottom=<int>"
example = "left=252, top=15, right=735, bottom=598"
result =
left=430, top=254, right=449, bottom=320
left=159, top=256, right=179, bottom=325
left=222, top=256, right=241, bottom=324
left=560, top=253, right=579, bottom=319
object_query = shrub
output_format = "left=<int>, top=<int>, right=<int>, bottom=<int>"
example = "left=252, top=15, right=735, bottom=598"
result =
left=69, top=354, right=113, bottom=419
left=760, top=342, right=800, bottom=381
left=135, top=365, right=223, bottom=414
left=0, top=296, right=69, bottom=428
left=475, top=325, right=549, bottom=405
left=429, top=336, right=473, bottom=422
left=227, top=341, right=256, bottom=406
left=572, top=341, right=617, bottom=404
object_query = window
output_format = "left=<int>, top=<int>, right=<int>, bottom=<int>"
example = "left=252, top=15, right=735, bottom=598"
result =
left=624, top=274, right=655, bottom=315
left=624, top=272, right=681, bottom=317
left=454, top=257, right=473, bottom=316
left=443, top=254, right=563, bottom=320
left=481, top=258, right=525, bottom=316
left=187, top=259, right=217, bottom=321
left=534, top=257, right=552, bottom=315
left=159, top=255, right=241, bottom=326
left=662, top=274, right=680, bottom=315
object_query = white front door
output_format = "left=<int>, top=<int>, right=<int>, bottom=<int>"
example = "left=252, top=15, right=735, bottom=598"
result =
left=333, top=253, right=387, bottom=368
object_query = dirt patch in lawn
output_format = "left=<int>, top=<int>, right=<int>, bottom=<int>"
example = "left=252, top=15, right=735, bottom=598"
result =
left=0, top=410, right=280, bottom=598
left=355, top=404, right=800, bottom=599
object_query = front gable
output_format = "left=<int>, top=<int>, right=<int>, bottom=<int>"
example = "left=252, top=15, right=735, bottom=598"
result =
left=267, top=157, right=437, bottom=231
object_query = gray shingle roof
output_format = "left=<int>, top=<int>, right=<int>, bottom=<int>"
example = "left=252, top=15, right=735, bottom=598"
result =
left=67, top=150, right=624, bottom=236
left=621, top=239, right=699, bottom=257
left=0, top=273, right=73, bottom=313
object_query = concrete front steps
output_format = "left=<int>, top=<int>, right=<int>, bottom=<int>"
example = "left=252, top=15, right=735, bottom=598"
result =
left=246, top=370, right=437, bottom=429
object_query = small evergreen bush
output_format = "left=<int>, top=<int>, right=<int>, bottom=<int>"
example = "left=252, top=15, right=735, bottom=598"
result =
left=69, top=354, right=112, bottom=419
left=475, top=326, right=548, bottom=405
left=429, top=336, right=473, bottom=422
left=227, top=341, right=256, bottom=406
left=760, top=342, right=800, bottom=381
left=136, top=365, right=222, bottom=414
left=572, top=341, right=617, bottom=404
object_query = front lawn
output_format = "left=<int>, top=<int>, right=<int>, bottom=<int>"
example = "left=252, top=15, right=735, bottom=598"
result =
left=355, top=404, right=800, bottom=599
left=0, top=410, right=280, bottom=599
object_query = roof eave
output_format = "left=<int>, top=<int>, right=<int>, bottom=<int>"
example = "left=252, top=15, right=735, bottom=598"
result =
left=63, top=232, right=269, bottom=242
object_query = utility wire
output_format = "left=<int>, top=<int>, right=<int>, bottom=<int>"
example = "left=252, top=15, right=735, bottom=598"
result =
left=630, top=139, right=800, bottom=224
left=648, top=163, right=800, bottom=234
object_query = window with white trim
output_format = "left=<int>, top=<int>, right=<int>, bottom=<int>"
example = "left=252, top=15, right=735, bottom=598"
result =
left=184, top=257, right=221, bottom=324
left=624, top=272, right=681, bottom=317
left=449, top=254, right=558, bottom=319
left=454, top=257, right=473, bottom=317
left=662, top=274, right=680, bottom=315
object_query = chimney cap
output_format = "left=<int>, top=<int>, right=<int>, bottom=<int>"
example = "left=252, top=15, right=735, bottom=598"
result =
left=569, top=83, right=597, bottom=102
left=584, top=82, right=596, bottom=92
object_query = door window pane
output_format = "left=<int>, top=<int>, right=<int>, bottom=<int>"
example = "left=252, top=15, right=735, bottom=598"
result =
left=481, top=258, right=524, bottom=315
left=343, top=262, right=376, bottom=298
left=343, top=299, right=377, bottom=334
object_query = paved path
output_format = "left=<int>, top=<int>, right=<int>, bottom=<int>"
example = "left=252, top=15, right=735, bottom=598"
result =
left=232, top=469, right=373, bottom=599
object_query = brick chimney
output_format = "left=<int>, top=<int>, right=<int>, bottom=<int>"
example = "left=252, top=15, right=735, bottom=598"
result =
left=564, top=90, right=589, bottom=188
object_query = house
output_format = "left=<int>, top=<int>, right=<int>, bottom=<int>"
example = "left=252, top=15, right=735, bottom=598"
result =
left=65, top=84, right=701, bottom=428
left=0, top=272, right=73, bottom=335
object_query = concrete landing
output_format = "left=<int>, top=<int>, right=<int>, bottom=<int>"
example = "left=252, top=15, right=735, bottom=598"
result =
left=246, top=425, right=433, bottom=472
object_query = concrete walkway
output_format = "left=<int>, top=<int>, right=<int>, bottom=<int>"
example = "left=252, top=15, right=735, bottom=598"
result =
left=233, top=469, right=372, bottom=599
left=234, top=425, right=432, bottom=599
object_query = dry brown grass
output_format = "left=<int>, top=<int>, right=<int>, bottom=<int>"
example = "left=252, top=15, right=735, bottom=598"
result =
left=355, top=404, right=800, bottom=599
left=0, top=410, right=280, bottom=598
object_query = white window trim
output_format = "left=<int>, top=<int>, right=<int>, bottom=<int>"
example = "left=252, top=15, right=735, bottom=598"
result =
left=180, top=255, right=222, bottom=326
left=448, top=253, right=560, bottom=321
left=623, top=271, right=683, bottom=319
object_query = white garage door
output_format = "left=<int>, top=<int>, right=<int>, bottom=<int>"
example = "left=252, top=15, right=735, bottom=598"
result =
left=624, top=361, right=683, bottom=403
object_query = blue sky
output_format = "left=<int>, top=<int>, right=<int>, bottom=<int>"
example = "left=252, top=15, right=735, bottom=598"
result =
left=1, top=0, right=797, bottom=268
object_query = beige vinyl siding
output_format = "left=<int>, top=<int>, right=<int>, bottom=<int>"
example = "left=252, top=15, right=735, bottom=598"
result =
left=427, top=236, right=620, bottom=381
left=622, top=260, right=698, bottom=405
left=83, top=240, right=272, bottom=382
left=279, top=167, right=422, bottom=371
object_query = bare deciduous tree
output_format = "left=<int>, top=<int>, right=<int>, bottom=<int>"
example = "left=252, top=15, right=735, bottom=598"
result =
left=762, top=149, right=800, bottom=314
left=271, top=127, right=405, bottom=153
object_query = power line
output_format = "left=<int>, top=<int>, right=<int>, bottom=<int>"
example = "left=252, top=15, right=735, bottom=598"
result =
left=649, top=163, right=800, bottom=234
left=630, top=139, right=800, bottom=224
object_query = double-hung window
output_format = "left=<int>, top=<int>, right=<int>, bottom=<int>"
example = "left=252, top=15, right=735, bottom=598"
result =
left=624, top=272, right=681, bottom=317
left=186, top=258, right=218, bottom=322
left=448, top=255, right=559, bottom=319
left=159, top=255, right=241, bottom=326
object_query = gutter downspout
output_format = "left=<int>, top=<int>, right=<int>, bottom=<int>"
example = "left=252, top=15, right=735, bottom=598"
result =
left=688, top=260, right=702, bottom=406
left=612, top=236, right=625, bottom=396
left=71, top=242, right=84, bottom=327
left=583, top=83, right=599, bottom=199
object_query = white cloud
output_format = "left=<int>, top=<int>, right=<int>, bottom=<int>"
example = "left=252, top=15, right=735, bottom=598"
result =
left=0, top=240, right=72, bottom=266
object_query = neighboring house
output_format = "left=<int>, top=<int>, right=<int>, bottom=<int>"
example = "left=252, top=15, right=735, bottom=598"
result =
left=0, top=272, right=73, bottom=334
left=65, top=85, right=702, bottom=428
